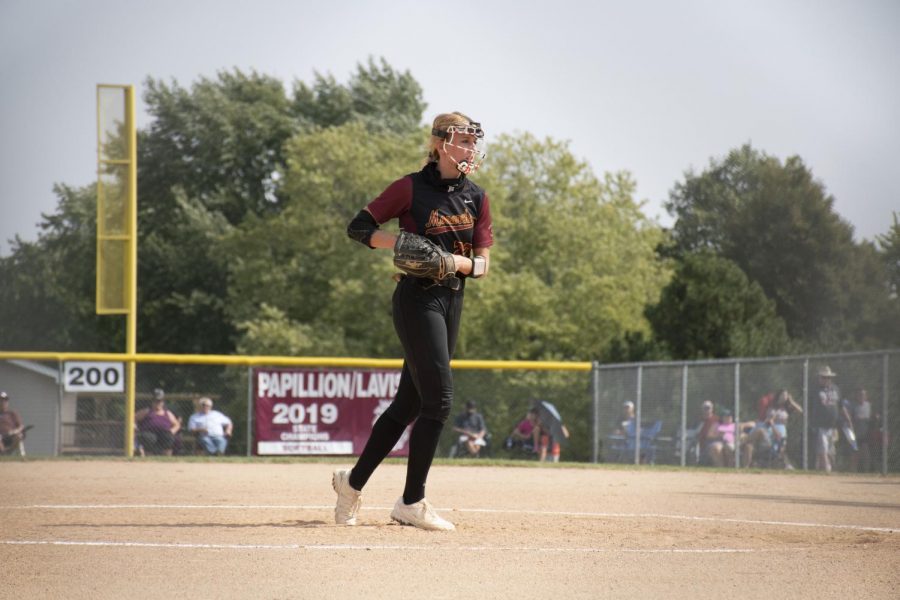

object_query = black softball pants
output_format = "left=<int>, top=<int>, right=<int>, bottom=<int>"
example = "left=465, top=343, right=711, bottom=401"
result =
left=349, top=277, right=464, bottom=504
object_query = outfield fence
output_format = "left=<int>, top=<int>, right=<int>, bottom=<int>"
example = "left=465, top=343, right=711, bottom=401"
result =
left=0, top=350, right=896, bottom=473
left=593, top=351, right=897, bottom=475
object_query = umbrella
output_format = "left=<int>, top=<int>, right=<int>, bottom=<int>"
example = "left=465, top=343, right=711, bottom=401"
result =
left=841, top=425, right=858, bottom=452
left=534, top=400, right=570, bottom=445
left=839, top=400, right=858, bottom=452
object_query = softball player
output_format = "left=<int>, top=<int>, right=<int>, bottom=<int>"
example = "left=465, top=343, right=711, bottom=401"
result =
left=335, top=112, right=493, bottom=531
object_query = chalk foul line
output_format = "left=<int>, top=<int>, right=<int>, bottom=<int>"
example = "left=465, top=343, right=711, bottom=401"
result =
left=0, top=539, right=787, bottom=554
left=4, top=504, right=895, bottom=534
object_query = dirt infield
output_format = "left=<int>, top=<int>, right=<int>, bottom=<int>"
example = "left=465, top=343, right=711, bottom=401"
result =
left=1, top=460, right=898, bottom=599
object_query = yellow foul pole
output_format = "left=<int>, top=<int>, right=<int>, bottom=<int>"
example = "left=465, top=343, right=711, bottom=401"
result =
left=97, top=84, right=138, bottom=457
left=124, top=86, right=137, bottom=458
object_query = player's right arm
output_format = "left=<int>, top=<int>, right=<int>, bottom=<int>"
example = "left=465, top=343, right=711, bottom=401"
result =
left=347, top=178, right=411, bottom=249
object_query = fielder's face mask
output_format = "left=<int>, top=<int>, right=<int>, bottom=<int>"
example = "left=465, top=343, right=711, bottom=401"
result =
left=433, top=122, right=486, bottom=175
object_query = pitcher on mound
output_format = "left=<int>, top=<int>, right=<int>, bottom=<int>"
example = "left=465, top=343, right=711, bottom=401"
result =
left=335, top=112, right=493, bottom=531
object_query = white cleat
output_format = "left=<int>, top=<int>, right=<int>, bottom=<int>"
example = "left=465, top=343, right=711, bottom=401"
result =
left=332, top=468, right=362, bottom=525
left=390, top=497, right=455, bottom=531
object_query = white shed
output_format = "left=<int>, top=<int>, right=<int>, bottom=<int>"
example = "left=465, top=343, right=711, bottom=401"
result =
left=0, top=359, right=76, bottom=456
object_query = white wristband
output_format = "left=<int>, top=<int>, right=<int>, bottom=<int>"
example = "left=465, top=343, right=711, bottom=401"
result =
left=471, top=255, right=486, bottom=278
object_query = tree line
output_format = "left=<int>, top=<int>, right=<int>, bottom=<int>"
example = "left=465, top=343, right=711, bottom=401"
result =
left=2, top=58, right=898, bottom=363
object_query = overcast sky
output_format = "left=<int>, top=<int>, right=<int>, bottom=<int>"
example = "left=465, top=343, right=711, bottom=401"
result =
left=1, top=0, right=898, bottom=256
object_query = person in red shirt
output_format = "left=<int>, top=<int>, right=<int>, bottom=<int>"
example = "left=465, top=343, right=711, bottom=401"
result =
left=756, top=391, right=776, bottom=422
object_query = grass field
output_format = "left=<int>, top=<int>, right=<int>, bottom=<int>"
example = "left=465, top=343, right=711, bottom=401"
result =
left=1, top=459, right=898, bottom=599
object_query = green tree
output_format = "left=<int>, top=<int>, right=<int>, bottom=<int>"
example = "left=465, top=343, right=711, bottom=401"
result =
left=856, top=214, right=900, bottom=346
left=226, top=131, right=670, bottom=362
left=140, top=69, right=297, bottom=225
left=222, top=121, right=425, bottom=357
left=135, top=64, right=427, bottom=354
left=463, top=133, right=671, bottom=360
left=0, top=185, right=121, bottom=351
left=645, top=252, right=792, bottom=359
left=665, top=144, right=889, bottom=349
left=291, top=57, right=426, bottom=134
left=0, top=60, right=427, bottom=354
left=877, top=212, right=900, bottom=297
left=136, top=69, right=296, bottom=353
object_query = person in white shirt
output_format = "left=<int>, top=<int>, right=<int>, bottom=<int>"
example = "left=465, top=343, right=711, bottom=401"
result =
left=188, top=397, right=233, bottom=455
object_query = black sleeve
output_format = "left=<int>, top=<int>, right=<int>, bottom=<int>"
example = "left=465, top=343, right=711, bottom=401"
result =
left=347, top=209, right=379, bottom=248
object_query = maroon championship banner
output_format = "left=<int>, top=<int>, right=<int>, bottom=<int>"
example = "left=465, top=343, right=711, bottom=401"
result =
left=253, top=367, right=408, bottom=456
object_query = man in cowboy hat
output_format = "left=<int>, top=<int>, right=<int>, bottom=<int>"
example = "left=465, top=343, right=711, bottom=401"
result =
left=811, top=366, right=852, bottom=473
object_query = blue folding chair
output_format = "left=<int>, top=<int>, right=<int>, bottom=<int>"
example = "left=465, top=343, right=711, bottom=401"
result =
left=609, top=420, right=663, bottom=464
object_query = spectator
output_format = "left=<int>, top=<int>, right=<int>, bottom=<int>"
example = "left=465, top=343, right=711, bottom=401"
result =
left=606, top=400, right=637, bottom=463
left=756, top=391, right=776, bottom=422
left=135, top=388, right=180, bottom=456
left=708, top=410, right=755, bottom=467
left=534, top=401, right=569, bottom=463
left=188, top=397, right=233, bottom=456
left=811, top=366, right=852, bottom=473
left=735, top=422, right=759, bottom=468
left=769, top=389, right=802, bottom=469
left=742, top=396, right=774, bottom=467
left=452, top=401, right=488, bottom=458
left=744, top=389, right=802, bottom=468
left=0, top=391, right=26, bottom=455
left=613, top=401, right=636, bottom=436
left=849, top=388, right=872, bottom=472
left=691, top=400, right=720, bottom=465
left=505, top=408, right=539, bottom=455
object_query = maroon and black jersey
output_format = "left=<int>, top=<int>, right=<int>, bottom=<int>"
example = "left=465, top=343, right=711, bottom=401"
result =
left=366, top=162, right=493, bottom=258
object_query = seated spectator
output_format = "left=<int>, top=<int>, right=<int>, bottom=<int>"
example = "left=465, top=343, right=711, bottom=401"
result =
left=744, top=389, right=802, bottom=468
left=707, top=410, right=751, bottom=467
left=452, top=401, right=488, bottom=458
left=0, top=391, right=27, bottom=455
left=740, top=423, right=771, bottom=467
left=692, top=400, right=719, bottom=465
left=613, top=401, right=636, bottom=436
left=505, top=408, right=539, bottom=455
left=135, top=388, right=180, bottom=456
left=188, top=397, right=233, bottom=456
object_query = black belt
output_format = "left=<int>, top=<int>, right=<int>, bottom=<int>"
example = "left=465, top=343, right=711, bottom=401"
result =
left=395, top=273, right=462, bottom=291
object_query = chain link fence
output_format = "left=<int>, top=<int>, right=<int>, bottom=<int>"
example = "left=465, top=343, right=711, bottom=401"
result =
left=0, top=359, right=249, bottom=457
left=2, top=350, right=896, bottom=473
left=592, top=351, right=897, bottom=474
